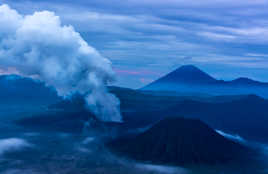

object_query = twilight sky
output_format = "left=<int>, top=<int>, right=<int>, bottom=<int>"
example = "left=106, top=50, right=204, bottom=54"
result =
left=2, top=0, right=268, bottom=88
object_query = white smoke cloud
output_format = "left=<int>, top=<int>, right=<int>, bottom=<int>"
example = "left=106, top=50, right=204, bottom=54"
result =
left=216, top=130, right=245, bottom=143
left=0, top=4, right=121, bottom=122
left=0, top=138, right=32, bottom=155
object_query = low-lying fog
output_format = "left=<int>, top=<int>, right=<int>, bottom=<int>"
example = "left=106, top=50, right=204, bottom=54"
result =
left=0, top=107, right=188, bottom=174
left=0, top=132, right=190, bottom=174
left=0, top=108, right=268, bottom=174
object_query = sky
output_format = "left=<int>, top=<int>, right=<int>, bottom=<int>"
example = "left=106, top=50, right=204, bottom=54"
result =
left=2, top=0, right=268, bottom=88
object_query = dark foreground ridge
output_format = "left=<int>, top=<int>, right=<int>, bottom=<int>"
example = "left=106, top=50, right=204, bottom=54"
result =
left=108, top=117, right=249, bottom=166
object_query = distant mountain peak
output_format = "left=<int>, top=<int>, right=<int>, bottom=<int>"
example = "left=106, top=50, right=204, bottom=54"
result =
left=176, top=65, right=202, bottom=71
left=232, top=77, right=260, bottom=84
left=172, top=65, right=215, bottom=81
left=143, top=65, right=216, bottom=90
left=142, top=65, right=268, bottom=98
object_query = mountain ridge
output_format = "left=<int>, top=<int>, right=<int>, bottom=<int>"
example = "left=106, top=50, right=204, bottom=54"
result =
left=142, top=65, right=268, bottom=97
left=109, top=117, right=249, bottom=166
left=147, top=65, right=217, bottom=85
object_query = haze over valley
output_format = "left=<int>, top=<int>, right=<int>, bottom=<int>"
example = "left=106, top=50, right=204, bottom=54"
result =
left=1, top=1, right=268, bottom=174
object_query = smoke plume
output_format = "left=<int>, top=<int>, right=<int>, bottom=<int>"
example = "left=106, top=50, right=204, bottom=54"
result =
left=0, top=4, right=122, bottom=122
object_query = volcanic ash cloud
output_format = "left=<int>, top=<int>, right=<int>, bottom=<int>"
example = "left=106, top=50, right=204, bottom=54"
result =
left=0, top=4, right=121, bottom=122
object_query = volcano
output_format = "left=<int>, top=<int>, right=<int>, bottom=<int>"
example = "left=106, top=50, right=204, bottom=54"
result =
left=109, top=117, right=248, bottom=166
left=142, top=65, right=268, bottom=97
left=145, top=65, right=217, bottom=86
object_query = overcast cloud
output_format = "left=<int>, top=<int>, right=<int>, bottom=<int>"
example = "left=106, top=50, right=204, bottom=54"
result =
left=2, top=0, right=268, bottom=88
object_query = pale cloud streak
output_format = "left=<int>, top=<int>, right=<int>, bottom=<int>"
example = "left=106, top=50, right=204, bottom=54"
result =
left=2, top=0, right=268, bottom=88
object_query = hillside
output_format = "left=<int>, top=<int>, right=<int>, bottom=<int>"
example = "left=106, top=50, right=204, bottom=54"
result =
left=109, top=117, right=248, bottom=166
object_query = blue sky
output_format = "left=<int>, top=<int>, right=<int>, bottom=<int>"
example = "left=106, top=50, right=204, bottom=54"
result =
left=2, top=0, right=268, bottom=88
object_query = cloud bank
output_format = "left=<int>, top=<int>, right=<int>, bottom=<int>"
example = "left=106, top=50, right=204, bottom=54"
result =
left=0, top=4, right=121, bottom=122
left=0, top=138, right=31, bottom=155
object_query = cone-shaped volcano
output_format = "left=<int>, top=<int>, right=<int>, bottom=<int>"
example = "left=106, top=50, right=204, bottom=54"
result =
left=109, top=117, right=248, bottom=166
